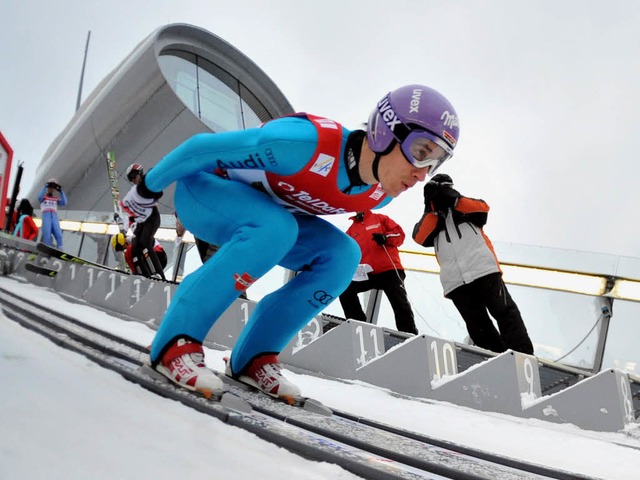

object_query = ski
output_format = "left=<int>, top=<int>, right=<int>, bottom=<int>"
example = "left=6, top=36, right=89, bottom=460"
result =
left=36, top=242, right=119, bottom=272
left=34, top=242, right=181, bottom=285
left=105, top=150, right=129, bottom=272
left=24, top=262, right=58, bottom=277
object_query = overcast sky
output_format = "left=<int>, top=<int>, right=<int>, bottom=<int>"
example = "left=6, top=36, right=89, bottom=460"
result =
left=2, top=0, right=640, bottom=259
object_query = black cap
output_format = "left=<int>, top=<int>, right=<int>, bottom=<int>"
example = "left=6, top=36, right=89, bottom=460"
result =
left=429, top=173, right=453, bottom=186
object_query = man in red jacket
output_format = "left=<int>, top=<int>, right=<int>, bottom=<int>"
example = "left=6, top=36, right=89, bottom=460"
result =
left=111, top=232, right=167, bottom=275
left=339, top=210, right=417, bottom=334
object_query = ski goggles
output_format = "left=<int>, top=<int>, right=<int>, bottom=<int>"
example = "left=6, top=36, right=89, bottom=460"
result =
left=400, top=129, right=454, bottom=174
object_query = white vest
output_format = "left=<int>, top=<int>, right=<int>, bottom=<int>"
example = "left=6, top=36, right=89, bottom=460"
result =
left=434, top=210, right=501, bottom=296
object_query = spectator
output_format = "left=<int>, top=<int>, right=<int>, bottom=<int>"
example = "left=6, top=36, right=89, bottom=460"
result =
left=177, top=212, right=219, bottom=264
left=120, top=164, right=166, bottom=280
left=38, top=178, right=67, bottom=248
left=174, top=214, right=244, bottom=296
left=412, top=174, right=534, bottom=354
left=195, top=237, right=219, bottom=263
left=172, top=213, right=187, bottom=280
left=138, top=84, right=459, bottom=401
left=111, top=233, right=167, bottom=274
left=339, top=210, right=417, bottom=334
left=13, top=199, right=38, bottom=241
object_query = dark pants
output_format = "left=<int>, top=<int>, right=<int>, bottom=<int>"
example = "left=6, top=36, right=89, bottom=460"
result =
left=195, top=237, right=220, bottom=263
left=131, top=208, right=165, bottom=280
left=447, top=272, right=534, bottom=354
left=339, top=269, right=417, bottom=334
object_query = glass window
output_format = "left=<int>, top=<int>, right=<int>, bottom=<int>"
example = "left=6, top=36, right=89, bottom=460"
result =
left=601, top=300, right=640, bottom=375
left=196, top=62, right=243, bottom=132
left=240, top=83, right=271, bottom=127
left=157, top=52, right=199, bottom=113
left=158, top=50, right=273, bottom=132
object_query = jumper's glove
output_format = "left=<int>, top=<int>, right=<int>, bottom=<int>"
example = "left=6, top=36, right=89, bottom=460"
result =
left=372, top=233, right=388, bottom=245
left=45, top=181, right=61, bottom=191
left=111, top=233, right=127, bottom=252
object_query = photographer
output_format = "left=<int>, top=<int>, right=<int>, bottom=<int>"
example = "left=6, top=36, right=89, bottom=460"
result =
left=38, top=178, right=67, bottom=248
left=412, top=174, right=534, bottom=354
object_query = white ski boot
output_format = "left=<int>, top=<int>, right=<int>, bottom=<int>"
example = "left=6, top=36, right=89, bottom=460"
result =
left=227, top=354, right=301, bottom=403
left=155, top=338, right=223, bottom=399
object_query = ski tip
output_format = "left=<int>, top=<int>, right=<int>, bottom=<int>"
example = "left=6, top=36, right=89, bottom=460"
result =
left=300, top=397, right=333, bottom=416
left=220, top=392, right=253, bottom=413
left=277, top=395, right=332, bottom=416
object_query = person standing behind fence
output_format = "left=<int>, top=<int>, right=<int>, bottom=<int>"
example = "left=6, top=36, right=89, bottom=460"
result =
left=13, top=198, right=38, bottom=241
left=121, top=164, right=166, bottom=280
left=38, top=179, right=67, bottom=248
left=339, top=210, right=417, bottom=334
left=111, top=232, right=167, bottom=274
left=412, top=173, right=534, bottom=354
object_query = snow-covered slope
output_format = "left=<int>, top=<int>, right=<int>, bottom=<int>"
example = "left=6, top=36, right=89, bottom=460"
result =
left=1, top=276, right=639, bottom=480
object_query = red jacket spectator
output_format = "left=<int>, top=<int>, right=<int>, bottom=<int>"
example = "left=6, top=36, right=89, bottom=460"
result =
left=13, top=199, right=39, bottom=241
left=339, top=210, right=417, bottom=334
left=124, top=241, right=167, bottom=274
left=345, top=210, right=405, bottom=274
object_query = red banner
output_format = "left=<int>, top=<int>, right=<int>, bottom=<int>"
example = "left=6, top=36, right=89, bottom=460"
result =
left=0, top=131, right=14, bottom=228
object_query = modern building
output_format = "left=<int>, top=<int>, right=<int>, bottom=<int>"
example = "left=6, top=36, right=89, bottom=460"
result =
left=26, top=23, right=294, bottom=215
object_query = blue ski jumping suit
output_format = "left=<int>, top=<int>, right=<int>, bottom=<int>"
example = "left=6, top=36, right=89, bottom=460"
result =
left=146, top=114, right=392, bottom=374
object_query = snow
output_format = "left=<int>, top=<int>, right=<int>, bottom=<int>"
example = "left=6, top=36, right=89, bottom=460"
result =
left=1, top=275, right=640, bottom=480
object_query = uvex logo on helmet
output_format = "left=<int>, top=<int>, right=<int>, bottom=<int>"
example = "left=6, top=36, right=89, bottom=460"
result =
left=409, top=88, right=422, bottom=113
left=377, top=95, right=402, bottom=132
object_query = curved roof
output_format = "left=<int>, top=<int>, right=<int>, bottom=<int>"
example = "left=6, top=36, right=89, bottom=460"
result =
left=26, top=23, right=294, bottom=216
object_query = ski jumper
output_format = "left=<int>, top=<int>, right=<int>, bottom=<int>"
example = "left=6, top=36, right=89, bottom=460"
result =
left=146, top=115, right=391, bottom=374
left=120, top=186, right=165, bottom=279
left=38, top=187, right=67, bottom=248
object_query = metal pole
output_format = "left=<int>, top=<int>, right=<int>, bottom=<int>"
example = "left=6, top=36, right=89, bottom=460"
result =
left=75, top=31, right=91, bottom=112
left=4, top=162, right=23, bottom=232
left=365, top=289, right=383, bottom=325
left=593, top=294, right=614, bottom=373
